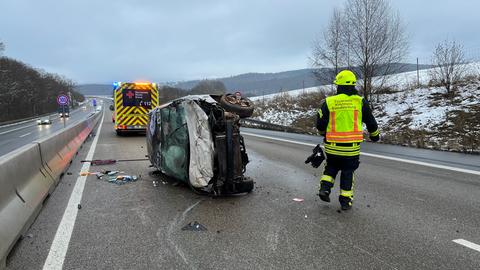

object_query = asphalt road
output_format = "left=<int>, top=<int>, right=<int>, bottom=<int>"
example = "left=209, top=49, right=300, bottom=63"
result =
left=5, top=109, right=480, bottom=270
left=0, top=101, right=101, bottom=157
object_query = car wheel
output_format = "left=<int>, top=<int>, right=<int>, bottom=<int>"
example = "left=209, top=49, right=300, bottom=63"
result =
left=219, top=94, right=254, bottom=118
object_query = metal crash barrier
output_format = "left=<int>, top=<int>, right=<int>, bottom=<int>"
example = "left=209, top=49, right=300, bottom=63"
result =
left=0, top=111, right=101, bottom=269
left=240, top=118, right=305, bottom=134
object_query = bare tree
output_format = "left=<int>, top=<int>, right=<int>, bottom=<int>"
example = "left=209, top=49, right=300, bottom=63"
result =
left=344, top=0, right=409, bottom=101
left=311, top=8, right=345, bottom=83
left=311, top=0, right=408, bottom=101
left=429, top=39, right=467, bottom=96
left=0, top=56, right=84, bottom=122
left=0, top=41, right=4, bottom=55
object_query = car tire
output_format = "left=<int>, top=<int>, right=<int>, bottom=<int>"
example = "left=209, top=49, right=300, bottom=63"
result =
left=219, top=94, right=254, bottom=118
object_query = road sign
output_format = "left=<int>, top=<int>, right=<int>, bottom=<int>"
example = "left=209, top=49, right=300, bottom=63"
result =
left=92, top=99, right=97, bottom=107
left=57, top=94, right=69, bottom=106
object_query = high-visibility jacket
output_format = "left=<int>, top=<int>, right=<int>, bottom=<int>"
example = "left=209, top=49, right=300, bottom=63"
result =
left=316, top=86, right=380, bottom=157
left=325, top=94, right=364, bottom=143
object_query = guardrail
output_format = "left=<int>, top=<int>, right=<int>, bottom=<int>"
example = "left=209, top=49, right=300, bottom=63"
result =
left=240, top=118, right=306, bottom=134
left=0, top=111, right=101, bottom=269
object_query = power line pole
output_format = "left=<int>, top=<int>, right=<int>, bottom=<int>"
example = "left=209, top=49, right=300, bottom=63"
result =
left=416, top=57, right=420, bottom=88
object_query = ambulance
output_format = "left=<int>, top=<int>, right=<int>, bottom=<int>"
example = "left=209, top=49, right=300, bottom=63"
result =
left=112, top=82, right=159, bottom=135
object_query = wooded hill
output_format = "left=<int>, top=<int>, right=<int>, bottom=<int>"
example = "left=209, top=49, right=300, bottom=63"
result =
left=0, top=57, right=84, bottom=123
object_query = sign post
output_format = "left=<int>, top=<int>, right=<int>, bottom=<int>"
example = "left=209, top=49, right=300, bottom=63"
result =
left=57, top=94, right=69, bottom=128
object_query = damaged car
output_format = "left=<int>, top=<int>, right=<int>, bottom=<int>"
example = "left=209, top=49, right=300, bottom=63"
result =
left=146, top=94, right=254, bottom=195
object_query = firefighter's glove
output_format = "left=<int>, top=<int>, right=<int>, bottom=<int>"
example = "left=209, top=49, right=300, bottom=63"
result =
left=305, top=144, right=325, bottom=168
left=370, top=134, right=380, bottom=142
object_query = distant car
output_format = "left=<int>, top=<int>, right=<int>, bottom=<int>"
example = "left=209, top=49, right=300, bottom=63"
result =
left=59, top=105, right=70, bottom=118
left=147, top=94, right=255, bottom=195
left=37, top=116, right=52, bottom=125
left=82, top=105, right=87, bottom=110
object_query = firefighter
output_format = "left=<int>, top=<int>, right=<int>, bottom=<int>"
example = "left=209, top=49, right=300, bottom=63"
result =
left=316, top=70, right=380, bottom=210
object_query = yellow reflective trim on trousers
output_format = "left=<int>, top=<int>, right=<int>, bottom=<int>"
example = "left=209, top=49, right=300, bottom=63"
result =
left=320, top=175, right=335, bottom=183
left=340, top=189, right=353, bottom=198
left=371, top=129, right=380, bottom=136
left=325, top=144, right=360, bottom=151
left=324, top=149, right=360, bottom=156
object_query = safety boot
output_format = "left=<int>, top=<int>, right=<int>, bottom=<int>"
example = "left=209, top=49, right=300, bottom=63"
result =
left=339, top=196, right=352, bottom=210
left=318, top=186, right=331, bottom=202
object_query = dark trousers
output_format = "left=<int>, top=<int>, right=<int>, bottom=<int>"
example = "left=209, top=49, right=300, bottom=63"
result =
left=319, top=154, right=360, bottom=205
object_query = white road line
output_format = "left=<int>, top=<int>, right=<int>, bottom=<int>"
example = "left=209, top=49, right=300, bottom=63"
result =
left=453, top=239, right=480, bottom=253
left=0, top=118, right=35, bottom=128
left=0, top=124, right=34, bottom=135
left=19, top=132, right=31, bottom=138
left=242, top=132, right=480, bottom=176
left=42, top=111, right=105, bottom=270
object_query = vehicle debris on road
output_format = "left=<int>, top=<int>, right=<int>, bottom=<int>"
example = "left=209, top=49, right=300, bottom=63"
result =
left=79, top=170, right=138, bottom=185
left=182, top=221, right=208, bottom=232
left=108, top=175, right=138, bottom=185
left=81, top=158, right=149, bottom=166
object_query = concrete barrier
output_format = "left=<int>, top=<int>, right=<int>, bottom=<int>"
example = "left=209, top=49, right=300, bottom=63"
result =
left=0, top=144, right=53, bottom=270
left=0, top=111, right=101, bottom=269
left=37, top=113, right=100, bottom=185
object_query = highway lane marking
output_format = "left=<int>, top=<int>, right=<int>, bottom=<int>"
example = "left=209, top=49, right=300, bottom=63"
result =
left=0, top=123, right=35, bottom=135
left=19, top=132, right=31, bottom=138
left=242, top=132, right=480, bottom=176
left=453, top=239, right=480, bottom=253
left=0, top=109, right=81, bottom=132
left=42, top=110, right=105, bottom=270
left=0, top=118, right=36, bottom=128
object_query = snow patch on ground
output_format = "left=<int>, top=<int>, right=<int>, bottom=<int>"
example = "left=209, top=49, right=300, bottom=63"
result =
left=255, top=108, right=316, bottom=126
left=376, top=84, right=480, bottom=131
left=251, top=62, right=480, bottom=152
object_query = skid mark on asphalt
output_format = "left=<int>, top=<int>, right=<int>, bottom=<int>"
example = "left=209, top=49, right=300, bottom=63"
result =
left=242, top=132, right=480, bottom=176
left=163, top=200, right=203, bottom=270
left=453, top=239, right=480, bottom=253
left=42, top=111, right=105, bottom=270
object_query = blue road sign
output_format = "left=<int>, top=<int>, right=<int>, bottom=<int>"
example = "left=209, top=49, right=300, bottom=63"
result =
left=57, top=94, right=69, bottom=106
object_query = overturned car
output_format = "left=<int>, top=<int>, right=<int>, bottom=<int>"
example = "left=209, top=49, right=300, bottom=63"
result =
left=146, top=94, right=254, bottom=195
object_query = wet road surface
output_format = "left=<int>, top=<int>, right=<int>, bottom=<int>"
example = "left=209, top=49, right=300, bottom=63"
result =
left=0, top=102, right=100, bottom=157
left=6, top=109, right=480, bottom=270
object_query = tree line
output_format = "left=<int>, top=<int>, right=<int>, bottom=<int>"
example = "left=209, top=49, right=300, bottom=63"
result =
left=0, top=41, right=84, bottom=122
left=159, top=79, right=227, bottom=102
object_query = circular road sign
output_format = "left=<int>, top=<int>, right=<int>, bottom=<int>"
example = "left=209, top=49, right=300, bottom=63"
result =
left=57, top=94, right=69, bottom=105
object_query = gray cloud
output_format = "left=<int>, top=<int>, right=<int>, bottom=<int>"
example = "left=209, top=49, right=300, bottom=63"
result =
left=1, top=0, right=479, bottom=83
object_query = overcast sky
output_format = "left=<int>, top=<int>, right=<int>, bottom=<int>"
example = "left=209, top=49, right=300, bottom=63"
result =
left=1, top=0, right=479, bottom=84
